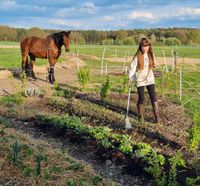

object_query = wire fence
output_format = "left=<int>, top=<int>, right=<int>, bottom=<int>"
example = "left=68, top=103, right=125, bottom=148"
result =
left=0, top=46, right=200, bottom=107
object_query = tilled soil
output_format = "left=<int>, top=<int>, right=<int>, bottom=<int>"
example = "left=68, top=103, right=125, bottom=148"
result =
left=0, top=115, right=153, bottom=186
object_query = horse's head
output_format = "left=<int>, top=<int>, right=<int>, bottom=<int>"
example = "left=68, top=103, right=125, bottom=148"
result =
left=52, top=31, right=71, bottom=51
left=61, top=31, right=71, bottom=52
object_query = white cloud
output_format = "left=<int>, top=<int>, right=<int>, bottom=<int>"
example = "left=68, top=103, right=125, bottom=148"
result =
left=158, top=7, right=200, bottom=21
left=127, top=11, right=155, bottom=21
left=55, top=7, right=76, bottom=17
left=55, top=1, right=98, bottom=17
left=81, top=2, right=98, bottom=14
left=1, top=0, right=17, bottom=10
left=103, top=16, right=117, bottom=21
left=174, top=7, right=200, bottom=17
left=0, top=0, right=47, bottom=12
left=48, top=18, right=82, bottom=28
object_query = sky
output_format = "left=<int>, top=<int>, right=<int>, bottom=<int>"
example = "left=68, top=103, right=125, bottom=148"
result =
left=0, top=0, right=200, bottom=30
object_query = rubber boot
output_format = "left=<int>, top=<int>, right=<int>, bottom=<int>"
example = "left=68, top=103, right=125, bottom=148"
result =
left=137, top=104, right=144, bottom=123
left=152, top=101, right=160, bottom=123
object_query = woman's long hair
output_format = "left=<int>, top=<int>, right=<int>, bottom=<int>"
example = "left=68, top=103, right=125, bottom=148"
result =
left=134, top=38, right=155, bottom=71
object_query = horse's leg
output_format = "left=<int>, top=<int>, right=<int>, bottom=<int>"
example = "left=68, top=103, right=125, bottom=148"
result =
left=48, top=58, right=56, bottom=84
left=21, top=51, right=28, bottom=73
left=30, top=55, right=37, bottom=79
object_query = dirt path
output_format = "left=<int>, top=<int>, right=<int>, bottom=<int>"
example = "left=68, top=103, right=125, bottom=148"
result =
left=104, top=56, right=200, bottom=65
left=0, top=58, right=82, bottom=96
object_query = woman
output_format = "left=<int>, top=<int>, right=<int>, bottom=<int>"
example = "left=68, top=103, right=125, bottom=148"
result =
left=128, top=38, right=160, bottom=123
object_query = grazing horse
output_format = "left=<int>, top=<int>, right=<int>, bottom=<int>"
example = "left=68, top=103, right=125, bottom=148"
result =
left=20, top=31, right=71, bottom=84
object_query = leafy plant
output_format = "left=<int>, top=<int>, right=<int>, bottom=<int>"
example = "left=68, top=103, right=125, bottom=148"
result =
left=186, top=176, right=200, bottom=186
left=53, top=82, right=69, bottom=97
left=68, top=162, right=84, bottom=171
left=21, top=71, right=27, bottom=91
left=66, top=180, right=76, bottom=186
left=188, top=111, right=200, bottom=153
left=133, top=142, right=166, bottom=186
left=0, top=93, right=24, bottom=106
left=92, top=175, right=103, bottom=185
left=77, top=68, right=90, bottom=88
left=12, top=140, right=20, bottom=165
left=188, top=125, right=200, bottom=153
left=121, top=74, right=129, bottom=93
left=168, top=151, right=185, bottom=186
left=100, top=76, right=111, bottom=101
left=35, top=152, right=46, bottom=176
left=0, top=128, right=6, bottom=140
left=144, top=152, right=166, bottom=186
left=118, top=135, right=133, bottom=154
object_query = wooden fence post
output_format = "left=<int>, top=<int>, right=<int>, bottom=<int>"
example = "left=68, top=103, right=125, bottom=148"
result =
left=180, top=67, right=182, bottom=100
left=101, top=47, right=106, bottom=76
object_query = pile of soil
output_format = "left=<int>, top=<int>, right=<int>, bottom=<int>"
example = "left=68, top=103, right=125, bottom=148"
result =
left=60, top=57, right=86, bottom=69
left=0, top=70, right=12, bottom=79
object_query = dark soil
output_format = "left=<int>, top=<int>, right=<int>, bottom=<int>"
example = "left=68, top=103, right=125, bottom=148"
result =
left=0, top=115, right=153, bottom=186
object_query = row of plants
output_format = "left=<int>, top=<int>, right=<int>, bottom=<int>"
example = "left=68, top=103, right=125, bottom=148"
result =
left=186, top=104, right=200, bottom=153
left=48, top=97, right=186, bottom=148
left=35, top=114, right=200, bottom=186
left=0, top=122, right=110, bottom=186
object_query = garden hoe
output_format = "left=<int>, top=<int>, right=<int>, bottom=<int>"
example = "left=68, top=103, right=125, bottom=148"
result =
left=125, top=88, right=132, bottom=129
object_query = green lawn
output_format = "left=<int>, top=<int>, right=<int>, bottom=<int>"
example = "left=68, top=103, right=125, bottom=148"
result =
left=0, top=41, right=19, bottom=45
left=0, top=42, right=200, bottom=69
left=70, top=45, right=200, bottom=58
left=0, top=48, right=65, bottom=69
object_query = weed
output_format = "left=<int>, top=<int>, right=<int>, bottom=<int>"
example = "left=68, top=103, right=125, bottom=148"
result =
left=92, top=175, right=103, bottom=185
left=66, top=180, right=76, bottom=186
left=68, top=162, right=84, bottom=171
left=12, top=140, right=20, bottom=165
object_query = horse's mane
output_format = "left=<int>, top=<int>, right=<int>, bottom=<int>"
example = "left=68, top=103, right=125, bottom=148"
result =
left=50, top=31, right=68, bottom=49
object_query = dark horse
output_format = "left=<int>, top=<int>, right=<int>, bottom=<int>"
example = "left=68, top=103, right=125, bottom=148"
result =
left=20, top=31, right=71, bottom=84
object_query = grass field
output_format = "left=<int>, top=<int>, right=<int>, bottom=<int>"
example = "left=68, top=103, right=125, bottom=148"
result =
left=0, top=42, right=200, bottom=69
left=71, top=45, right=200, bottom=58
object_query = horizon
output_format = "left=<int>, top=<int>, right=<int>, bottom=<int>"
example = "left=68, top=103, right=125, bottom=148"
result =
left=0, top=0, right=200, bottom=30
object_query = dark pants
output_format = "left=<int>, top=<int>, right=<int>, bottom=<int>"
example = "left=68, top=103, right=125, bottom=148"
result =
left=137, top=84, right=157, bottom=105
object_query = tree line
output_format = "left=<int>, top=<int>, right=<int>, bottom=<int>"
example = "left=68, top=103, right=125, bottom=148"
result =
left=0, top=25, right=200, bottom=46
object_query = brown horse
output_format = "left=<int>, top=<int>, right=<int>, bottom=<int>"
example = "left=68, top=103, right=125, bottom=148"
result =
left=20, top=31, right=71, bottom=84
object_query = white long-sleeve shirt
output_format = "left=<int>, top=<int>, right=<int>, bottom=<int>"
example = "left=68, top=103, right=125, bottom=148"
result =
left=129, top=53, right=155, bottom=87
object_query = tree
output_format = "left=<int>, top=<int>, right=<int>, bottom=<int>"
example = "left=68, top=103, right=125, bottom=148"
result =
left=163, top=37, right=181, bottom=46
left=15, top=28, right=27, bottom=41
left=0, top=25, right=18, bottom=41
left=150, top=33, right=156, bottom=44
left=123, top=37, right=136, bottom=45
left=70, top=31, right=85, bottom=45
left=26, top=27, right=47, bottom=38
left=188, top=29, right=200, bottom=45
left=115, top=30, right=128, bottom=40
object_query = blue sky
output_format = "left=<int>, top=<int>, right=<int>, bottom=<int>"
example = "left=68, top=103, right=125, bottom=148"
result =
left=0, top=0, right=200, bottom=30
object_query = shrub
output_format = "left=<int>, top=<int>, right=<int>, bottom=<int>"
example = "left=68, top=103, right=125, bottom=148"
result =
left=100, top=76, right=111, bottom=101
left=77, top=68, right=90, bottom=88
